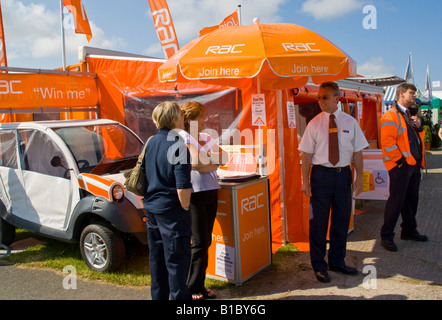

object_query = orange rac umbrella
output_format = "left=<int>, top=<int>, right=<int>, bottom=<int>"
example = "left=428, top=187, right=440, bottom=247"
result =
left=158, top=22, right=358, bottom=246
left=158, top=22, right=357, bottom=90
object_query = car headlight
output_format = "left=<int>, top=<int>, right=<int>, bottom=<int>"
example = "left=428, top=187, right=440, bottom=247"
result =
left=112, top=185, right=124, bottom=201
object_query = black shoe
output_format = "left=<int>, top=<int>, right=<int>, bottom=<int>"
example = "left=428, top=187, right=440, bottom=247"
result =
left=314, top=270, right=330, bottom=283
left=329, top=264, right=358, bottom=275
left=400, top=232, right=428, bottom=242
left=381, top=239, right=398, bottom=252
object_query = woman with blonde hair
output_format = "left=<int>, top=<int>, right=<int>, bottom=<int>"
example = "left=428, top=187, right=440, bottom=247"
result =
left=179, top=101, right=227, bottom=300
left=144, top=101, right=192, bottom=300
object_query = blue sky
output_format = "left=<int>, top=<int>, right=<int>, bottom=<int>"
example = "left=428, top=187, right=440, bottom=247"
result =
left=2, top=0, right=441, bottom=91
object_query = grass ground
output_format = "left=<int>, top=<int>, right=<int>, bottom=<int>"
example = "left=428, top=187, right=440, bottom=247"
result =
left=2, top=229, right=302, bottom=290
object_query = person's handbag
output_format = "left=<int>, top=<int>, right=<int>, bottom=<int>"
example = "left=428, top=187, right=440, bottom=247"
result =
left=124, top=137, right=152, bottom=196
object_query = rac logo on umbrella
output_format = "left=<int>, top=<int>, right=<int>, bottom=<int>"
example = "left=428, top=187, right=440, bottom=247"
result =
left=282, top=43, right=320, bottom=52
left=205, top=44, right=245, bottom=55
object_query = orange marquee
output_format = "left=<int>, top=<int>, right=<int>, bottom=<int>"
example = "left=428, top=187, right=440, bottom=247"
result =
left=158, top=23, right=357, bottom=90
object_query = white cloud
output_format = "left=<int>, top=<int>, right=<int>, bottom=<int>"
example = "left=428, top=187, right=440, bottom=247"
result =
left=143, top=43, right=162, bottom=57
left=301, top=0, right=363, bottom=20
left=155, top=0, right=286, bottom=45
left=2, top=0, right=125, bottom=67
left=2, top=0, right=58, bottom=61
left=357, top=57, right=395, bottom=78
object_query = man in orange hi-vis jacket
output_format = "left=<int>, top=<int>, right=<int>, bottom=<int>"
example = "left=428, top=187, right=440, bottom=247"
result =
left=380, top=83, right=428, bottom=252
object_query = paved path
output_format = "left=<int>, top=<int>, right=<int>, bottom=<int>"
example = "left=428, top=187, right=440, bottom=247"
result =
left=1, top=150, right=441, bottom=300
left=217, top=149, right=442, bottom=300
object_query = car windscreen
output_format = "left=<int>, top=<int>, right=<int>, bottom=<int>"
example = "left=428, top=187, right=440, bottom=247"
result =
left=53, top=124, right=143, bottom=175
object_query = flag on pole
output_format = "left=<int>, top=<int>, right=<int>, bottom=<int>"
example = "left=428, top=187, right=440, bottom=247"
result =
left=147, top=0, right=180, bottom=59
left=404, top=52, right=414, bottom=84
left=199, top=9, right=240, bottom=37
left=425, top=64, right=432, bottom=102
left=63, top=0, right=92, bottom=42
left=0, top=2, right=7, bottom=68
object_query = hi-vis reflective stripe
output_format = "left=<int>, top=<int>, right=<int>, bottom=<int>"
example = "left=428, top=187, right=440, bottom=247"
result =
left=394, top=109, right=407, bottom=135
left=381, top=120, right=407, bottom=135
left=385, top=145, right=398, bottom=152
left=383, top=151, right=411, bottom=162
left=78, top=173, right=122, bottom=202
left=381, top=108, right=408, bottom=135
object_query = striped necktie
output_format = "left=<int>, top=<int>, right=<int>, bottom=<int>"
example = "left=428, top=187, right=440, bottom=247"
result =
left=329, top=114, right=339, bottom=166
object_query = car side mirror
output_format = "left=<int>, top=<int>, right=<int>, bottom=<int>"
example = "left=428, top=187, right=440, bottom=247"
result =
left=50, top=156, right=68, bottom=170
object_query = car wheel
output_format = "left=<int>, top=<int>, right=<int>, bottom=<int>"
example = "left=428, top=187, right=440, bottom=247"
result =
left=0, top=217, right=15, bottom=247
left=80, top=222, right=125, bottom=272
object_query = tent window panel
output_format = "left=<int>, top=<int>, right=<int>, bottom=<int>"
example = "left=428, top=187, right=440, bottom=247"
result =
left=123, top=88, right=242, bottom=142
left=297, top=102, right=321, bottom=137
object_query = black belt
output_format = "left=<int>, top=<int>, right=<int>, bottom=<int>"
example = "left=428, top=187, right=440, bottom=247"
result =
left=314, top=165, right=350, bottom=173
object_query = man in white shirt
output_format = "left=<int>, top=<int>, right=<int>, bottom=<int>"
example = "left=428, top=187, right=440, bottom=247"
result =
left=298, top=81, right=368, bottom=283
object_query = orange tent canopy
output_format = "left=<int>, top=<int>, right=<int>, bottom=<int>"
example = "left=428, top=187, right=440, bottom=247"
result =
left=159, top=23, right=357, bottom=90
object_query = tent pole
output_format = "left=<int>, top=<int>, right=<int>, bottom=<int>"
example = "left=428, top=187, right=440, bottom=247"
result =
left=276, top=89, right=288, bottom=243
left=257, top=75, right=264, bottom=175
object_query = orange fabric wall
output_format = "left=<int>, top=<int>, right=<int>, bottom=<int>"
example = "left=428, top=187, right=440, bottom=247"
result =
left=237, top=86, right=306, bottom=252
left=361, top=98, right=382, bottom=147
left=283, top=90, right=309, bottom=245
left=86, top=57, right=228, bottom=123
left=242, top=87, right=283, bottom=251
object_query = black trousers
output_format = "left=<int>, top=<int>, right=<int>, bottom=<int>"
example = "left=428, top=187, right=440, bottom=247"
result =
left=381, top=163, right=421, bottom=241
left=309, top=165, right=352, bottom=272
left=187, top=189, right=218, bottom=293
left=146, top=207, right=192, bottom=300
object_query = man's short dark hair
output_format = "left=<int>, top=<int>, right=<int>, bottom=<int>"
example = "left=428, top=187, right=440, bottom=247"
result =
left=396, top=83, right=417, bottom=101
left=319, top=81, right=340, bottom=96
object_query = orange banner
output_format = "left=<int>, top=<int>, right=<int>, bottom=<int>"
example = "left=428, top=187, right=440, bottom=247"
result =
left=147, top=0, right=180, bottom=59
left=63, top=0, right=92, bottom=42
left=0, top=73, right=98, bottom=110
left=199, top=9, right=240, bottom=37
left=0, top=2, right=7, bottom=68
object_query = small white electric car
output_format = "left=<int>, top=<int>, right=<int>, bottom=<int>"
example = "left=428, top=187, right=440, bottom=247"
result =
left=0, top=119, right=147, bottom=272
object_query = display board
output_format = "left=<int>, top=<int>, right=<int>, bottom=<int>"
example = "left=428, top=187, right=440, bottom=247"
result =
left=206, top=177, right=272, bottom=285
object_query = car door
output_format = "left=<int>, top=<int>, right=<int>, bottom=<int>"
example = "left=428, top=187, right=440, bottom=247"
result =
left=17, top=128, right=73, bottom=230
left=0, top=129, right=28, bottom=217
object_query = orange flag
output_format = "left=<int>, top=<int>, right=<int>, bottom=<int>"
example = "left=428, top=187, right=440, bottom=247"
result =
left=199, top=9, right=240, bottom=37
left=63, top=0, right=92, bottom=42
left=0, top=2, right=7, bottom=68
left=147, top=0, right=180, bottom=59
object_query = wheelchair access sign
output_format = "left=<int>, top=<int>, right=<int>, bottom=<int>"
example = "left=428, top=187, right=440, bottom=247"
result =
left=355, top=149, right=389, bottom=200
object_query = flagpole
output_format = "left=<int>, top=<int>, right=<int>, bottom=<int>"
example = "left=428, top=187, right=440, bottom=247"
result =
left=426, top=64, right=432, bottom=101
left=59, top=0, right=66, bottom=70
left=238, top=5, right=242, bottom=26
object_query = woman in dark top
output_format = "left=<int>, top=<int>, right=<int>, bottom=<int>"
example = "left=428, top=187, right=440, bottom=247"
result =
left=143, top=101, right=192, bottom=300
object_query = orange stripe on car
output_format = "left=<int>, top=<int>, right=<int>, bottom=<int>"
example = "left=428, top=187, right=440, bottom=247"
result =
left=86, top=182, right=109, bottom=199
left=81, top=173, right=115, bottom=187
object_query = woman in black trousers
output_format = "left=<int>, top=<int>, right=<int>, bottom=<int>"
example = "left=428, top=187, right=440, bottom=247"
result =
left=179, top=101, right=228, bottom=299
